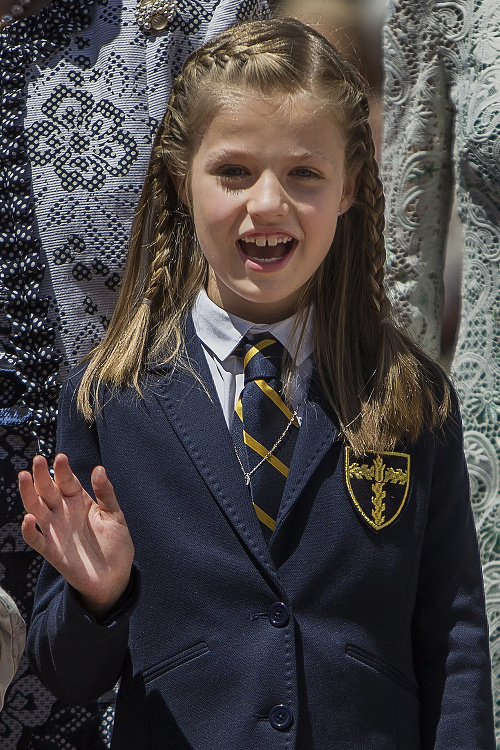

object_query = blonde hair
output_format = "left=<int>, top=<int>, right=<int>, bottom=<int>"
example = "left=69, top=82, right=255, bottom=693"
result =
left=78, top=17, right=450, bottom=454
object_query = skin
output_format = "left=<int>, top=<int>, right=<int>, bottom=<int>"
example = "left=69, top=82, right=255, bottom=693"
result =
left=20, top=455, right=134, bottom=617
left=19, top=91, right=357, bottom=617
left=188, top=92, right=357, bottom=323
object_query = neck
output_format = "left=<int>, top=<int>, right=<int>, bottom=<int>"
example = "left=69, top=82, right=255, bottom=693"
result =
left=206, top=279, right=301, bottom=325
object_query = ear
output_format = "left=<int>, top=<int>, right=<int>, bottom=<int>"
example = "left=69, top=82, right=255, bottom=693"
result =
left=338, top=172, right=359, bottom=215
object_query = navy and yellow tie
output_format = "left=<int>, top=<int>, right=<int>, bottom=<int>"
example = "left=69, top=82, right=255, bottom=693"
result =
left=231, top=335, right=299, bottom=543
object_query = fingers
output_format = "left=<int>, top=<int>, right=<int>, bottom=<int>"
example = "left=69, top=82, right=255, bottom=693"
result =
left=19, top=468, right=46, bottom=518
left=91, top=466, right=122, bottom=515
left=19, top=453, right=83, bottom=519
left=31, top=454, right=63, bottom=511
left=21, top=512, right=48, bottom=557
left=19, top=456, right=65, bottom=554
left=18, top=467, right=36, bottom=510
left=19, top=455, right=60, bottom=516
left=52, top=453, right=84, bottom=498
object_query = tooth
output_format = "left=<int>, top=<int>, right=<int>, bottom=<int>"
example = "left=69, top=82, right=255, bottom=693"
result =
left=267, top=237, right=278, bottom=247
left=255, top=237, right=267, bottom=247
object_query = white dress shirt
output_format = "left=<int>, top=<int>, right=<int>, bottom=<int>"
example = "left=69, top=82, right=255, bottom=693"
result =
left=191, top=290, right=315, bottom=429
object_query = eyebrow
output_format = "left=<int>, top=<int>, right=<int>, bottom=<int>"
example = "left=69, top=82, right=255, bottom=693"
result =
left=204, top=149, right=334, bottom=165
left=292, top=151, right=333, bottom=163
left=203, top=150, right=247, bottom=166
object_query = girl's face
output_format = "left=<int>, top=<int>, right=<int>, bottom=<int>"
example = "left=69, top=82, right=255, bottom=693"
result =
left=187, top=92, right=357, bottom=323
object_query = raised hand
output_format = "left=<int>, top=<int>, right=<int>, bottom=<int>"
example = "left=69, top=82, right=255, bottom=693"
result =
left=20, top=454, right=135, bottom=618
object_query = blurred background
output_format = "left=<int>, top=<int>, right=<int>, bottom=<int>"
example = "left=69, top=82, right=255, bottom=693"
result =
left=269, top=0, right=462, bottom=363
left=269, top=0, right=386, bottom=155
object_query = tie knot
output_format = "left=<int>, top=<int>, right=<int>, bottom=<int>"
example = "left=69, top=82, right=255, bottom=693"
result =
left=238, top=335, right=284, bottom=385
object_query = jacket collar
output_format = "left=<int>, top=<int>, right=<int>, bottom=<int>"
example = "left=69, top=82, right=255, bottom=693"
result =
left=150, top=316, right=339, bottom=576
left=151, top=317, right=282, bottom=584
left=273, top=377, right=340, bottom=542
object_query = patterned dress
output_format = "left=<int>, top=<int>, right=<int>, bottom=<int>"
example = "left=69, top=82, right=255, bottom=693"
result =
left=0, top=0, right=268, bottom=746
left=382, top=0, right=500, bottom=739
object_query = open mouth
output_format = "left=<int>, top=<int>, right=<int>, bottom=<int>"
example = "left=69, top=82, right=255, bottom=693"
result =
left=237, top=235, right=297, bottom=264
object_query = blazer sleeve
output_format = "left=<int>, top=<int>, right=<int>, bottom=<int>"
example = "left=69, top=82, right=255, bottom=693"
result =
left=412, top=391, right=495, bottom=748
left=26, top=373, right=139, bottom=706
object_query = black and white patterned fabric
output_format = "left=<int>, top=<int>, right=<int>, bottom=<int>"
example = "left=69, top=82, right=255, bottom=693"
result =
left=382, top=1, right=500, bottom=738
left=0, top=0, right=269, bottom=746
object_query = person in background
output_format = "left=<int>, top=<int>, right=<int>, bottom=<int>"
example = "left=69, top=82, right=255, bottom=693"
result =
left=382, top=0, right=500, bottom=739
left=0, top=586, right=25, bottom=711
left=20, top=18, right=494, bottom=748
left=275, top=0, right=385, bottom=156
left=0, top=0, right=269, bottom=746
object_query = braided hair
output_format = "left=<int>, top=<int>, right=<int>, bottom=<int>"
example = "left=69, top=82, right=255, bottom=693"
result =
left=78, top=17, right=450, bottom=452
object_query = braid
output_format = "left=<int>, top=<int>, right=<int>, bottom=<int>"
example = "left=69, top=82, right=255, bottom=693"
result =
left=76, top=16, right=449, bottom=449
left=142, top=166, right=173, bottom=304
left=358, top=129, right=387, bottom=315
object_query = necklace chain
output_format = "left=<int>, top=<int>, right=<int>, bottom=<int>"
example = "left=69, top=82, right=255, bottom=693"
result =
left=233, top=401, right=301, bottom=486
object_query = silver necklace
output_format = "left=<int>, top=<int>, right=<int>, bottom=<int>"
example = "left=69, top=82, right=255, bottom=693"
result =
left=135, top=0, right=175, bottom=31
left=233, top=402, right=301, bottom=486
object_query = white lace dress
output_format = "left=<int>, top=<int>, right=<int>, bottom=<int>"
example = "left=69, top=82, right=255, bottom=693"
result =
left=383, top=0, right=500, bottom=737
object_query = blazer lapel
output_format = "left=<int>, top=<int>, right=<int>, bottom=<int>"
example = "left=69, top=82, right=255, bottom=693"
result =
left=273, top=380, right=340, bottom=538
left=151, top=320, right=280, bottom=582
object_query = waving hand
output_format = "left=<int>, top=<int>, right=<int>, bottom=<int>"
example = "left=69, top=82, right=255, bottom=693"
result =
left=20, top=454, right=134, bottom=618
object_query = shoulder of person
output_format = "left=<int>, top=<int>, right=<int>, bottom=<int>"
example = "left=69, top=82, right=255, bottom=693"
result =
left=0, top=586, right=25, bottom=710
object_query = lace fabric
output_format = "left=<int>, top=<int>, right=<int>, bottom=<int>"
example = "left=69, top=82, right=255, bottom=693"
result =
left=0, top=0, right=269, bottom=747
left=383, top=0, right=500, bottom=737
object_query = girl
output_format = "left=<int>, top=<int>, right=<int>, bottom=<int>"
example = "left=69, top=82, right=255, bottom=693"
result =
left=19, top=18, right=494, bottom=749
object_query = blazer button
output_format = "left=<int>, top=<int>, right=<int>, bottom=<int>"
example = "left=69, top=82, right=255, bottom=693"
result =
left=269, top=704, right=293, bottom=730
left=267, top=602, right=290, bottom=627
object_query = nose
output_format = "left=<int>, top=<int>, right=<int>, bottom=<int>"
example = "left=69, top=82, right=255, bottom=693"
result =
left=246, top=171, right=289, bottom=219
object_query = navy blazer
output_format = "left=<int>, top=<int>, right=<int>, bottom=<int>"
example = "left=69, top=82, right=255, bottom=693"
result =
left=26, top=325, right=495, bottom=749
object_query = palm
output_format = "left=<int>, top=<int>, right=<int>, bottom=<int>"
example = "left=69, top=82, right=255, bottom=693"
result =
left=20, top=454, right=134, bottom=617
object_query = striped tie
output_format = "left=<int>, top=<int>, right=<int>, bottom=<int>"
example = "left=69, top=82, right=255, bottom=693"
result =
left=231, top=335, right=299, bottom=543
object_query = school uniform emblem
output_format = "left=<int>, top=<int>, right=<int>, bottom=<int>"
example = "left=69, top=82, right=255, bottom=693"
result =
left=344, top=447, right=411, bottom=531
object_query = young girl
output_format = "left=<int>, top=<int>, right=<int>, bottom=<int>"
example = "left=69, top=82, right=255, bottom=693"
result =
left=19, top=18, right=494, bottom=749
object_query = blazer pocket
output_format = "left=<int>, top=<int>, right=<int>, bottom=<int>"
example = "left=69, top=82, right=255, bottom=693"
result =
left=345, top=643, right=419, bottom=697
left=121, top=641, right=210, bottom=697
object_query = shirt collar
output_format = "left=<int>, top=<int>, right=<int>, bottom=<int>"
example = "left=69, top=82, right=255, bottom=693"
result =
left=192, top=289, right=314, bottom=366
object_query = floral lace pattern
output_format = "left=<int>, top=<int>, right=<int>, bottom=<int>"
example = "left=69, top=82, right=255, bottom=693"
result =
left=27, top=80, right=139, bottom=192
left=0, top=0, right=269, bottom=747
left=383, top=0, right=500, bottom=737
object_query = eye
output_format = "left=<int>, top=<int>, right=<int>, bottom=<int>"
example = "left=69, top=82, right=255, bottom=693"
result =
left=216, top=165, right=249, bottom=179
left=214, top=165, right=252, bottom=192
left=290, top=167, right=322, bottom=179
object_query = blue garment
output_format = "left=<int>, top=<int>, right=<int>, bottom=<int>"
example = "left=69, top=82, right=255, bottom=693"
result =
left=27, top=320, right=495, bottom=749
left=0, top=1, right=269, bottom=746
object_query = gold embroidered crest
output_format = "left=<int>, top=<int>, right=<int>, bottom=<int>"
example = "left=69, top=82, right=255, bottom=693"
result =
left=344, top=447, right=411, bottom=531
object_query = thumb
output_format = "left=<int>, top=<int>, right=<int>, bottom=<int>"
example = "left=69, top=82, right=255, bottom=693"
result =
left=91, top=466, right=122, bottom=515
